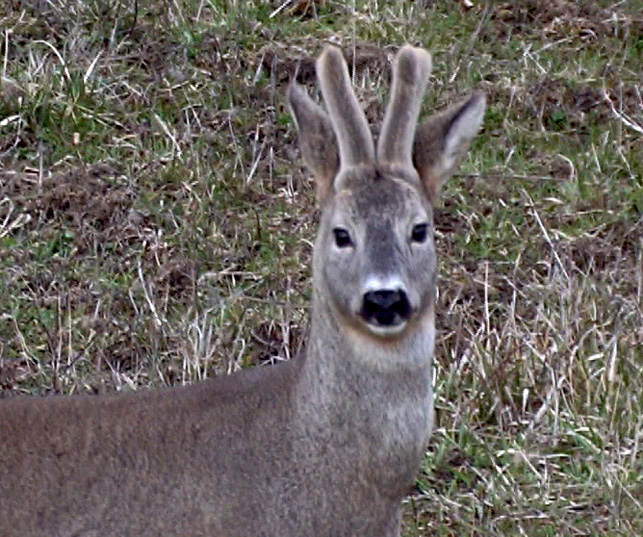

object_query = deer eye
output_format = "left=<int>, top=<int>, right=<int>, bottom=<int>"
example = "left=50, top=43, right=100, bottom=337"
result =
left=410, top=223, right=429, bottom=243
left=333, top=228, right=353, bottom=248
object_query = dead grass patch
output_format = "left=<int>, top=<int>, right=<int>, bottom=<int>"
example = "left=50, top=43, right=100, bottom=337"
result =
left=1, top=0, right=642, bottom=534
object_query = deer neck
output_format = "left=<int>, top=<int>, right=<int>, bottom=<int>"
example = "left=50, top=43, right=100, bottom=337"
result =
left=298, top=289, right=434, bottom=413
left=291, top=290, right=435, bottom=493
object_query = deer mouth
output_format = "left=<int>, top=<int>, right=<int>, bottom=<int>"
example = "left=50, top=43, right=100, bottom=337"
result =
left=360, top=289, right=412, bottom=336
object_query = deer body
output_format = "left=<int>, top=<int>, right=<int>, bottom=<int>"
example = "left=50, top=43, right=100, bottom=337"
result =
left=1, top=330, right=430, bottom=536
left=0, top=45, right=484, bottom=536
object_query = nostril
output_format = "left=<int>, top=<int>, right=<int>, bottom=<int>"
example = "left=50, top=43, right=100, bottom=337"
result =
left=361, top=289, right=411, bottom=327
left=364, top=290, right=404, bottom=310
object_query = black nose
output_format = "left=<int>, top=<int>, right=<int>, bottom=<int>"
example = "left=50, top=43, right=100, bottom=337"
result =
left=361, top=289, right=411, bottom=327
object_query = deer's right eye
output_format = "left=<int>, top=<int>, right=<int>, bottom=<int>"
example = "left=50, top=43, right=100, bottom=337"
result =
left=333, top=228, right=353, bottom=248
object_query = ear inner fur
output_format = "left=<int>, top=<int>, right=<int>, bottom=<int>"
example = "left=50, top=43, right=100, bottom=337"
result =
left=316, top=45, right=375, bottom=170
left=412, top=91, right=486, bottom=203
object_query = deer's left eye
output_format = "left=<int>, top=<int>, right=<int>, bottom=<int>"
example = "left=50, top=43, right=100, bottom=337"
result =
left=410, top=223, right=429, bottom=243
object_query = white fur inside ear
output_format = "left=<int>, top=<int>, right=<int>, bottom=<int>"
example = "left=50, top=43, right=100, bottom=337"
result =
left=443, top=93, right=486, bottom=170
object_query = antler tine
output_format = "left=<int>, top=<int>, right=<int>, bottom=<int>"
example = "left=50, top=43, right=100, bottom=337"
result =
left=316, top=45, right=375, bottom=168
left=377, top=45, right=432, bottom=168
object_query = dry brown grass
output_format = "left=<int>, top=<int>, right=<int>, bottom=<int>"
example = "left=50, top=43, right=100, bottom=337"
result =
left=1, top=0, right=642, bottom=534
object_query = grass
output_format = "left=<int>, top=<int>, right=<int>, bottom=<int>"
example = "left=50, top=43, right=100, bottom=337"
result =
left=1, top=0, right=642, bottom=534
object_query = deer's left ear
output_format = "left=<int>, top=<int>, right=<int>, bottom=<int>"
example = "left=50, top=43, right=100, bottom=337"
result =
left=413, top=92, right=486, bottom=203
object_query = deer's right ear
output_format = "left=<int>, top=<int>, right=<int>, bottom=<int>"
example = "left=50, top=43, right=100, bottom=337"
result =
left=288, top=83, right=339, bottom=205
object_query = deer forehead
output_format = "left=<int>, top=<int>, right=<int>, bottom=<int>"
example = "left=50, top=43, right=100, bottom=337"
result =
left=328, top=172, right=431, bottom=226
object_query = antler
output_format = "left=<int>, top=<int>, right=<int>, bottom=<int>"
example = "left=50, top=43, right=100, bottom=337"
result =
left=316, top=45, right=375, bottom=169
left=377, top=45, right=432, bottom=169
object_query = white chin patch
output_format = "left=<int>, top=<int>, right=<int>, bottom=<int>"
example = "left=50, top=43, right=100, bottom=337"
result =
left=365, top=320, right=408, bottom=337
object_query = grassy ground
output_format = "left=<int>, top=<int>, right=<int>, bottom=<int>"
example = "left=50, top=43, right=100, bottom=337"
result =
left=1, top=0, right=642, bottom=535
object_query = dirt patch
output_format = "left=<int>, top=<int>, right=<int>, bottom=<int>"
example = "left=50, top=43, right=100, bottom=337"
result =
left=259, top=41, right=388, bottom=86
left=565, top=217, right=643, bottom=274
left=527, top=77, right=604, bottom=131
left=485, top=74, right=642, bottom=139
left=2, top=164, right=137, bottom=255
left=490, top=0, right=613, bottom=38
left=0, top=163, right=202, bottom=392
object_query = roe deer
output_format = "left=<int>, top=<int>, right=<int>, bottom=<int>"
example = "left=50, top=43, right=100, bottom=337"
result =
left=0, top=44, right=485, bottom=537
